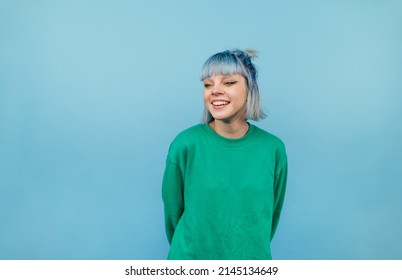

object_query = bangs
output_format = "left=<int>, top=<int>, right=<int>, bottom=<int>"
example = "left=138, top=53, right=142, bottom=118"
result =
left=200, top=52, right=245, bottom=80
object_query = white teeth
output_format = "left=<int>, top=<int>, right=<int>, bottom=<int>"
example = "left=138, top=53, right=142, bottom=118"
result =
left=212, top=101, right=229, bottom=106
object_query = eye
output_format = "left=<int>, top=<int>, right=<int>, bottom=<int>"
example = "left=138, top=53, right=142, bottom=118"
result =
left=224, top=81, right=237, bottom=86
left=204, top=83, right=212, bottom=89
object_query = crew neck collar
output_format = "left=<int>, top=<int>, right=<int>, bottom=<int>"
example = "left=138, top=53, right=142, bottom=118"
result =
left=202, top=122, right=255, bottom=147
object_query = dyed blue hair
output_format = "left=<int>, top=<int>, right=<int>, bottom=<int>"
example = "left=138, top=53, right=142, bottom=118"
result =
left=200, top=49, right=266, bottom=123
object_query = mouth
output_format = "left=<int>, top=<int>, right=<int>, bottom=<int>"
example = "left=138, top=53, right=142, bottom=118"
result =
left=211, top=100, right=230, bottom=108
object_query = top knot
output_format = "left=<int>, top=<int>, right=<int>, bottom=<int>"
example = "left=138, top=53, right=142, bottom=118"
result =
left=244, top=49, right=258, bottom=59
left=229, top=48, right=259, bottom=59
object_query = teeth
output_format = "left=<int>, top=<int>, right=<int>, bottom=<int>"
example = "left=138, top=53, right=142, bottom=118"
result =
left=212, top=101, right=229, bottom=106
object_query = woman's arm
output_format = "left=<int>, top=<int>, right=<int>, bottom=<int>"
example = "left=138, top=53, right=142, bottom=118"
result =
left=270, top=157, right=288, bottom=241
left=162, top=158, right=184, bottom=244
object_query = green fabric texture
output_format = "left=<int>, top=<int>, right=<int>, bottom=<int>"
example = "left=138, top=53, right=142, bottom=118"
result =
left=162, top=123, right=287, bottom=260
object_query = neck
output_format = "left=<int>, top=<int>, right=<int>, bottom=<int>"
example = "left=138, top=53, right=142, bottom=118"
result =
left=209, top=119, right=249, bottom=139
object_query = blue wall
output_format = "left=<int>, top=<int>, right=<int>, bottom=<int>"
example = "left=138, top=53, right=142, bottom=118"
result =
left=1, top=0, right=401, bottom=259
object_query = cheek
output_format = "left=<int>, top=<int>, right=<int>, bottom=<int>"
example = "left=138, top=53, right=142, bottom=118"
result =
left=243, top=92, right=248, bottom=103
left=203, top=91, right=209, bottom=104
left=240, top=89, right=248, bottom=103
left=229, top=89, right=248, bottom=104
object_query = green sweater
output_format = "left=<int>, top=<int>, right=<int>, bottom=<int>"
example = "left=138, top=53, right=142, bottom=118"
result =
left=162, top=123, right=287, bottom=260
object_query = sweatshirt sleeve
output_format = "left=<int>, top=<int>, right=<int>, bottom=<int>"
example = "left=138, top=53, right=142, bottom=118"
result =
left=162, top=157, right=184, bottom=244
left=270, top=149, right=288, bottom=241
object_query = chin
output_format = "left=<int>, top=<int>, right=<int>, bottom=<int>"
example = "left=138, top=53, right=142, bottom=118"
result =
left=211, top=115, right=229, bottom=121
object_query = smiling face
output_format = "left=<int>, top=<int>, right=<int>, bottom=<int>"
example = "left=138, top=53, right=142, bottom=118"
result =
left=203, top=74, right=248, bottom=123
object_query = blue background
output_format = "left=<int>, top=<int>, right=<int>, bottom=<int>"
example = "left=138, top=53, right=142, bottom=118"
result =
left=1, top=0, right=401, bottom=259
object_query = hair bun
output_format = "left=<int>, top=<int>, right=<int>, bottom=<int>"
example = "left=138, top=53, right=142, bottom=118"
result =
left=244, top=48, right=258, bottom=59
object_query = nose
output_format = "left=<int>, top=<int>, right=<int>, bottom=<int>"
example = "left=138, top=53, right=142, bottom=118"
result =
left=211, top=85, right=223, bottom=96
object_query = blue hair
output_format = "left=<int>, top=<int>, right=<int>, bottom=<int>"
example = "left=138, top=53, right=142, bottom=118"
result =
left=200, top=49, right=266, bottom=123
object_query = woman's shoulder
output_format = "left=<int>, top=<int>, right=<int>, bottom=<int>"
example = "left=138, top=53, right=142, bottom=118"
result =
left=172, top=123, right=205, bottom=142
left=254, top=126, right=286, bottom=158
left=168, top=124, right=206, bottom=153
left=252, top=124, right=286, bottom=147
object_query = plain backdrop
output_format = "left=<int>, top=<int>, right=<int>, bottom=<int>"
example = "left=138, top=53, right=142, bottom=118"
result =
left=1, top=0, right=401, bottom=259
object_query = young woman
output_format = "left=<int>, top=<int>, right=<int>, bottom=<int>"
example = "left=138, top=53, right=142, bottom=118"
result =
left=162, top=49, right=288, bottom=260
